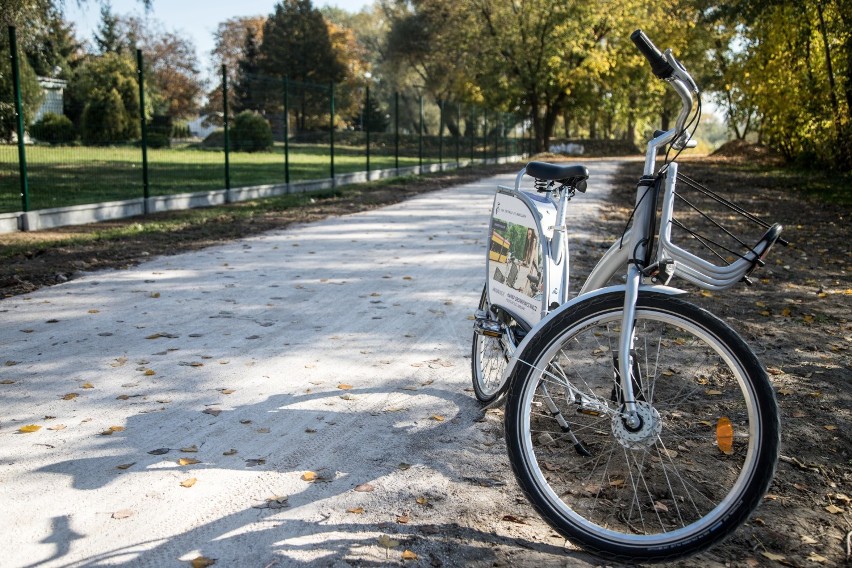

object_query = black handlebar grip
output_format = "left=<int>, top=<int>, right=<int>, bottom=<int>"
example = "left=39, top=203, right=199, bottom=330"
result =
left=631, top=29, right=675, bottom=79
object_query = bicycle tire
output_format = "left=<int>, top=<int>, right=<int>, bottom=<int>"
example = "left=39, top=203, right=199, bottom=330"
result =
left=471, top=287, right=512, bottom=403
left=504, top=291, right=779, bottom=563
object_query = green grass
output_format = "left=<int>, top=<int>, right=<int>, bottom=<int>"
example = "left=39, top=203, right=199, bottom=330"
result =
left=0, top=142, right=438, bottom=213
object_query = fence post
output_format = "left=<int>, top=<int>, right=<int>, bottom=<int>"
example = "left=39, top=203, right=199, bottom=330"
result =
left=470, top=106, right=475, bottom=163
left=365, top=85, right=370, bottom=179
left=222, top=65, right=231, bottom=197
left=438, top=99, right=443, bottom=169
left=394, top=91, right=399, bottom=171
left=483, top=110, right=488, bottom=164
left=283, top=76, right=290, bottom=186
left=329, top=82, right=335, bottom=185
left=8, top=26, right=29, bottom=214
left=136, top=49, right=150, bottom=211
left=418, top=94, right=423, bottom=174
left=455, top=103, right=461, bottom=166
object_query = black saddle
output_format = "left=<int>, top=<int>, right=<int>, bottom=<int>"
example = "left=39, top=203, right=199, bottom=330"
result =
left=526, top=161, right=589, bottom=191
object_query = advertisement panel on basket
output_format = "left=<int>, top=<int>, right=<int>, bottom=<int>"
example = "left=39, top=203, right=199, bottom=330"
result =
left=488, top=194, right=544, bottom=324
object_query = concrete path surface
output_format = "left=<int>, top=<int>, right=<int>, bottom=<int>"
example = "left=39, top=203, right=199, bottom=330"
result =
left=1, top=160, right=629, bottom=567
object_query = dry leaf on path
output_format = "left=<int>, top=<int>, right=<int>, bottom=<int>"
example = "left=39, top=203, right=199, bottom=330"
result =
left=112, top=509, right=133, bottom=519
left=180, top=478, right=197, bottom=488
left=337, top=384, right=353, bottom=390
left=190, top=557, right=216, bottom=568
left=82, top=382, right=94, bottom=389
left=148, top=448, right=170, bottom=455
left=62, top=393, right=78, bottom=400
left=115, top=463, right=135, bottom=470
left=347, top=507, right=364, bottom=514
left=202, top=408, right=221, bottom=417
left=402, top=550, right=417, bottom=561
left=18, top=424, right=41, bottom=433
left=47, top=424, right=66, bottom=431
left=178, top=458, right=199, bottom=466
left=181, top=445, right=198, bottom=453
left=301, top=471, right=317, bottom=481
left=222, top=449, right=238, bottom=456
left=354, top=483, right=374, bottom=492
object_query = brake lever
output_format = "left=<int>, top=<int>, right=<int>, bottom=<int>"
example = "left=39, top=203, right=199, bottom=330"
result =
left=665, top=50, right=699, bottom=94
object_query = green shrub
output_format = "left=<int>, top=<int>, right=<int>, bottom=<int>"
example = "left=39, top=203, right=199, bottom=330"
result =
left=145, top=132, right=171, bottom=148
left=81, top=88, right=135, bottom=145
left=201, top=129, right=225, bottom=149
left=30, top=113, right=76, bottom=144
left=231, top=111, right=273, bottom=152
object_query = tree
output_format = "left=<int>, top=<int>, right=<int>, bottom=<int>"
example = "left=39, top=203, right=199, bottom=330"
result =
left=0, top=29, right=43, bottom=141
left=258, top=0, right=347, bottom=130
left=206, top=16, right=265, bottom=121
left=234, top=28, right=262, bottom=112
left=69, top=52, right=141, bottom=144
left=93, top=1, right=135, bottom=55
left=142, top=28, right=202, bottom=119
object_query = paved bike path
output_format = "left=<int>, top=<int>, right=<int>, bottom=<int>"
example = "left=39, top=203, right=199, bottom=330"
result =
left=1, top=160, right=631, bottom=567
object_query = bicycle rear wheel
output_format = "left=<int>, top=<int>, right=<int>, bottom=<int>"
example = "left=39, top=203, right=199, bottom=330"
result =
left=472, top=287, right=514, bottom=403
left=505, top=292, right=779, bottom=562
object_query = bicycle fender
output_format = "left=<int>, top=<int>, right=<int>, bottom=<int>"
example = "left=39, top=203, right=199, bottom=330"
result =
left=501, top=284, right=687, bottom=382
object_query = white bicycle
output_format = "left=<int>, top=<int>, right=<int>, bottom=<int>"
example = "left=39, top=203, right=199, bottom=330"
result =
left=472, top=30, right=784, bottom=562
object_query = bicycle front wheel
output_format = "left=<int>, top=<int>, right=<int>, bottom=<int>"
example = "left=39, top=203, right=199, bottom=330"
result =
left=505, top=292, right=779, bottom=563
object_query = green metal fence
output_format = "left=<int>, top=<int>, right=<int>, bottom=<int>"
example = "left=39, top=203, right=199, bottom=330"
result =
left=1, top=26, right=530, bottom=216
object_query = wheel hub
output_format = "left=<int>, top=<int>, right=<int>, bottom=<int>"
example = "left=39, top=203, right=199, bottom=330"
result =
left=611, top=401, right=662, bottom=449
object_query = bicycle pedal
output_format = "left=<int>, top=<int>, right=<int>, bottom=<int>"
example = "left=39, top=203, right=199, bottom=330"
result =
left=473, top=314, right=503, bottom=338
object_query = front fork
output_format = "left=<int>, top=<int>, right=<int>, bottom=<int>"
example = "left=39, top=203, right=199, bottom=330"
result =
left=618, top=264, right=643, bottom=428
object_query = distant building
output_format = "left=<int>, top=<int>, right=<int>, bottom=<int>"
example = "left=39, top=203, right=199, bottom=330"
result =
left=188, top=114, right=221, bottom=139
left=35, top=77, right=67, bottom=121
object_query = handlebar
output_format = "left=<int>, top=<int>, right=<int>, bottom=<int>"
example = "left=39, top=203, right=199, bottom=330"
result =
left=630, top=29, right=675, bottom=79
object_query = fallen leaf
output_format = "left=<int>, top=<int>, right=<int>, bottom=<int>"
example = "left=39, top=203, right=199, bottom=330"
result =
left=256, top=428, right=270, bottom=434
left=377, top=535, right=399, bottom=549
left=823, top=425, right=837, bottom=431
left=150, top=292, right=160, bottom=298
left=402, top=550, right=417, bottom=561
left=202, top=408, right=221, bottom=417
left=301, top=471, right=317, bottom=481
left=761, top=552, right=785, bottom=562
left=705, top=389, right=723, bottom=396
left=245, top=458, right=266, bottom=467
left=807, top=552, right=828, bottom=563
left=431, top=415, right=445, bottom=422
left=82, top=382, right=94, bottom=389
left=144, top=369, right=156, bottom=376
left=220, top=389, right=235, bottom=395
left=112, top=509, right=133, bottom=519
left=18, top=424, right=41, bottom=433
left=800, top=535, right=818, bottom=544
left=148, top=448, right=170, bottom=455
left=502, top=514, right=526, bottom=524
left=416, top=497, right=428, bottom=505
left=223, top=449, right=238, bottom=456
left=346, top=507, right=364, bottom=514
left=62, top=393, right=78, bottom=400
left=47, top=424, right=66, bottom=431
left=398, top=462, right=412, bottom=470
left=253, top=495, right=289, bottom=509
left=181, top=445, right=199, bottom=453
left=116, top=395, right=130, bottom=400
left=354, top=483, right=374, bottom=492
left=100, top=426, right=125, bottom=435
left=654, top=501, right=669, bottom=512
left=337, top=383, right=353, bottom=390
left=0, top=379, right=15, bottom=384
left=180, top=478, right=197, bottom=488
left=115, top=463, right=135, bottom=470
left=178, top=458, right=199, bottom=466
left=396, top=514, right=410, bottom=524
left=825, top=504, right=843, bottom=514
left=190, top=557, right=216, bottom=568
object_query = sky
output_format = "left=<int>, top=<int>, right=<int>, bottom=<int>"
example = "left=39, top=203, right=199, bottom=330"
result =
left=64, top=0, right=373, bottom=70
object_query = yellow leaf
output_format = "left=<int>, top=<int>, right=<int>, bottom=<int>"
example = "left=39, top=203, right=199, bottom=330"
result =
left=62, top=393, right=78, bottom=400
left=609, top=478, right=625, bottom=487
left=782, top=307, right=792, bottom=317
left=825, top=504, right=843, bottom=514
left=674, top=338, right=685, bottom=346
left=190, top=556, right=216, bottom=568
left=82, top=382, right=94, bottom=389
left=301, top=471, right=317, bottom=481
left=817, top=292, right=828, bottom=298
left=150, top=292, right=160, bottom=298
left=416, top=497, right=428, bottom=505
left=431, top=415, right=445, bottom=422
left=178, top=458, right=199, bottom=466
left=402, top=550, right=417, bottom=561
left=700, top=290, right=713, bottom=298
left=803, top=315, right=814, bottom=324
left=19, top=424, right=41, bottom=433
left=220, top=389, right=235, bottom=395
left=144, top=369, right=156, bottom=376
left=760, top=310, right=771, bottom=317
left=716, top=417, right=734, bottom=455
left=88, top=309, right=100, bottom=314
left=824, top=425, right=837, bottom=431
left=346, top=507, right=364, bottom=514
left=180, top=478, right=197, bottom=488
left=755, top=301, right=767, bottom=307
left=337, top=383, right=353, bottom=390
left=396, top=514, right=410, bottom=524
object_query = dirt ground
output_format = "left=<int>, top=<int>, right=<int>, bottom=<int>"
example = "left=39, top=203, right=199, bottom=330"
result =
left=1, top=154, right=850, bottom=566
